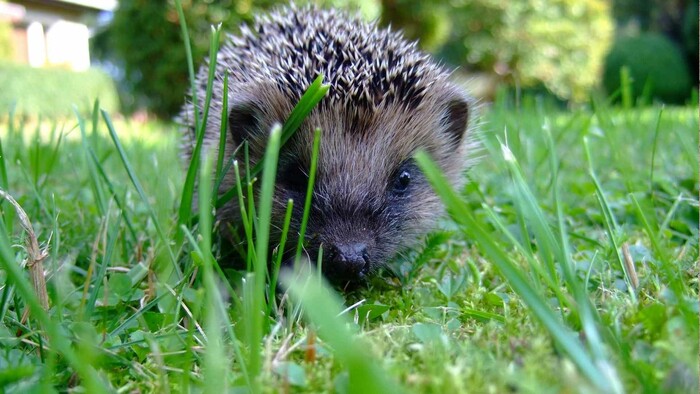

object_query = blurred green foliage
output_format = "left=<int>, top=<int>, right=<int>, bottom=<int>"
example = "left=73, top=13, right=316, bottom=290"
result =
left=97, top=0, right=696, bottom=115
left=380, top=0, right=614, bottom=102
left=93, top=0, right=273, bottom=118
left=611, top=0, right=698, bottom=93
left=0, top=15, right=12, bottom=61
left=682, top=0, right=699, bottom=76
left=603, top=33, right=692, bottom=104
left=0, top=63, right=119, bottom=116
left=93, top=0, right=375, bottom=118
left=98, top=0, right=614, bottom=117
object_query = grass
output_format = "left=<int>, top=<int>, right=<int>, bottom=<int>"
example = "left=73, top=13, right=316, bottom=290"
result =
left=0, top=89, right=697, bottom=392
left=0, top=7, right=697, bottom=391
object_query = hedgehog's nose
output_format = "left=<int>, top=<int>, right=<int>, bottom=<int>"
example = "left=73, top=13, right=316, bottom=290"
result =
left=327, top=242, right=370, bottom=279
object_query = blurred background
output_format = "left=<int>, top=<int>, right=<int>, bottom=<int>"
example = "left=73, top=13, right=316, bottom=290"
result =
left=0, top=0, right=697, bottom=119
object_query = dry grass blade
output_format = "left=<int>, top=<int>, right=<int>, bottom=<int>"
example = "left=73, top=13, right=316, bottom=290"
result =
left=621, top=243, right=639, bottom=290
left=0, top=188, right=50, bottom=314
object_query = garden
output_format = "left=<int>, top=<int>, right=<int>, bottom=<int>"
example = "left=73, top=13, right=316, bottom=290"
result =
left=0, top=0, right=697, bottom=392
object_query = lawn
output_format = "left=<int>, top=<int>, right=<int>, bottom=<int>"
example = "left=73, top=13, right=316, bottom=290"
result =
left=0, top=93, right=697, bottom=393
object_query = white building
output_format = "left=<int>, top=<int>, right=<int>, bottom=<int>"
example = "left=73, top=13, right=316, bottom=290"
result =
left=0, top=0, right=116, bottom=71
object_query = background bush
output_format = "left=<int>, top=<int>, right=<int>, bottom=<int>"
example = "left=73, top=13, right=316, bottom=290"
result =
left=93, top=0, right=375, bottom=118
left=612, top=0, right=699, bottom=92
left=603, top=33, right=692, bottom=103
left=96, top=0, right=613, bottom=116
left=0, top=63, right=119, bottom=117
left=380, top=0, right=614, bottom=102
left=94, top=0, right=696, bottom=117
left=682, top=0, right=698, bottom=81
left=93, top=0, right=273, bottom=118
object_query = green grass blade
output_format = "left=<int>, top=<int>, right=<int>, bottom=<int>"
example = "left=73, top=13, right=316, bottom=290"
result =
left=181, top=225, right=251, bottom=389
left=648, top=107, right=663, bottom=205
left=251, top=76, right=328, bottom=177
left=547, top=134, right=621, bottom=362
left=198, top=153, right=231, bottom=393
left=583, top=137, right=636, bottom=298
left=0, top=131, right=10, bottom=231
left=0, top=222, right=106, bottom=392
left=214, top=71, right=229, bottom=197
left=481, top=204, right=569, bottom=304
left=177, top=24, right=222, bottom=235
left=294, top=128, right=321, bottom=263
left=281, top=270, right=403, bottom=394
left=270, top=198, right=294, bottom=311
left=173, top=0, right=199, bottom=139
left=84, top=215, right=121, bottom=319
left=629, top=194, right=682, bottom=296
left=75, top=108, right=107, bottom=216
left=499, top=145, right=559, bottom=284
left=106, top=268, right=195, bottom=338
left=414, top=150, right=619, bottom=393
left=620, top=66, right=633, bottom=110
left=249, top=124, right=282, bottom=380
left=87, top=149, right=138, bottom=244
left=90, top=99, right=100, bottom=145
left=215, top=76, right=329, bottom=209
left=102, top=110, right=180, bottom=278
left=199, top=25, right=222, bottom=138
left=233, top=160, right=255, bottom=268
left=0, top=134, right=7, bottom=191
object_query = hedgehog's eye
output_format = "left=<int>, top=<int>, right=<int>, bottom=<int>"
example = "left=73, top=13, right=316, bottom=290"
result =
left=395, top=171, right=411, bottom=191
left=391, top=162, right=414, bottom=194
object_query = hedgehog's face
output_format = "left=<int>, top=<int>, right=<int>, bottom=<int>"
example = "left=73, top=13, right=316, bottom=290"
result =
left=226, top=87, right=473, bottom=288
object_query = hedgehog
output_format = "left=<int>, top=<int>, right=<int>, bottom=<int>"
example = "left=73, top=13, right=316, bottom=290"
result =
left=180, top=5, right=479, bottom=288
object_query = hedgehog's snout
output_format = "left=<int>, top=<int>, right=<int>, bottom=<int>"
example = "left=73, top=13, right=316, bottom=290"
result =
left=325, top=242, right=370, bottom=281
left=307, top=207, right=379, bottom=286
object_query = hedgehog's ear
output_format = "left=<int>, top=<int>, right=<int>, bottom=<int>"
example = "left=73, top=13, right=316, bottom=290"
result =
left=440, top=95, right=470, bottom=146
left=228, top=101, right=263, bottom=146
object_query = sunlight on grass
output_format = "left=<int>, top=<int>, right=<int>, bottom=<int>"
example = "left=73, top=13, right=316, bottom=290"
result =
left=1, top=93, right=696, bottom=392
